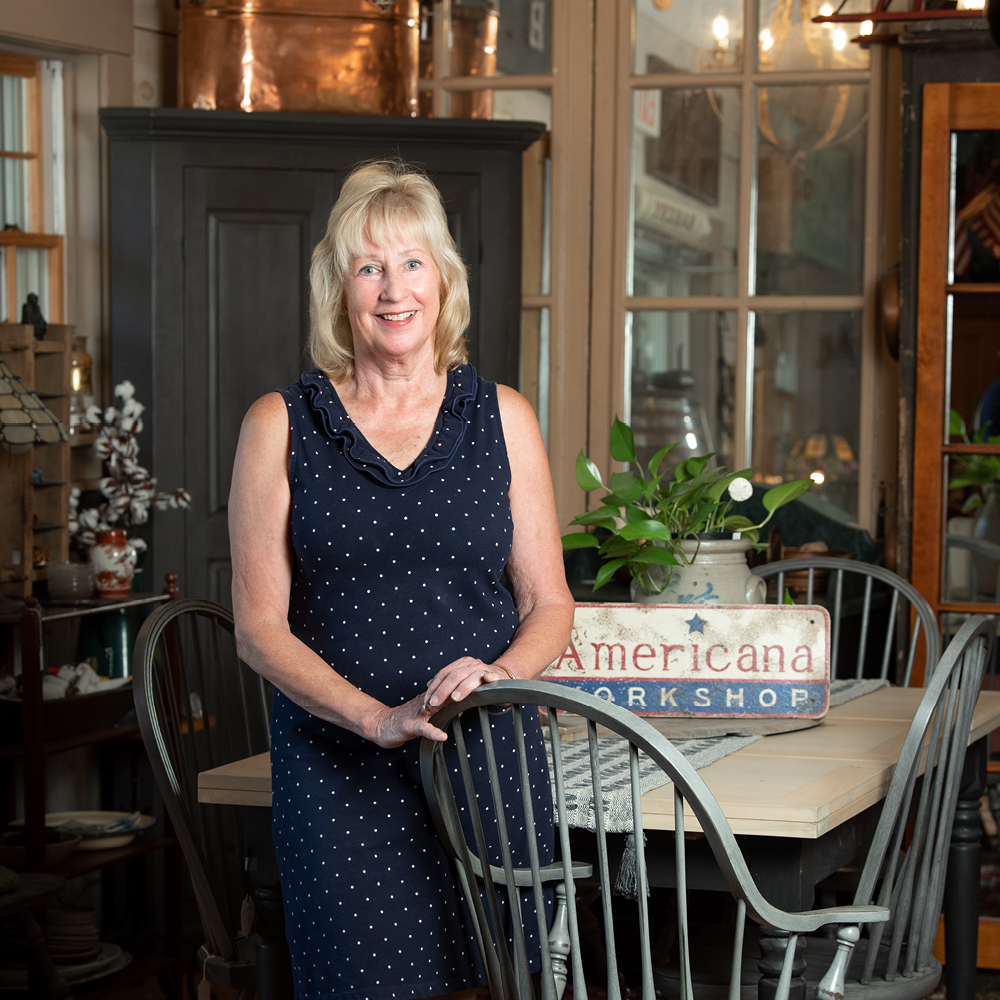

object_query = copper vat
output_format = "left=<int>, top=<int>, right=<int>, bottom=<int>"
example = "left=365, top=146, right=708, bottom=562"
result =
left=418, top=4, right=498, bottom=118
left=180, top=0, right=420, bottom=116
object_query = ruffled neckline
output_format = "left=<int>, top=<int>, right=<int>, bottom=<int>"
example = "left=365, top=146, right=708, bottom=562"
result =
left=298, top=365, right=478, bottom=488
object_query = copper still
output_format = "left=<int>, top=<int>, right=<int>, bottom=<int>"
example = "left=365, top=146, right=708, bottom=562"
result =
left=418, top=4, right=498, bottom=119
left=179, top=0, right=420, bottom=116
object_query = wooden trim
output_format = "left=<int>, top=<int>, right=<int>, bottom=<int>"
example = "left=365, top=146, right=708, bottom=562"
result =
left=857, top=45, right=887, bottom=535
left=583, top=0, right=621, bottom=502
left=4, top=250, right=15, bottom=324
left=949, top=83, right=1000, bottom=131
left=520, top=135, right=549, bottom=412
left=431, top=0, right=450, bottom=119
left=0, top=54, right=37, bottom=78
left=943, top=444, right=1000, bottom=455
left=911, top=82, right=1000, bottom=629
left=437, top=74, right=554, bottom=93
left=547, top=0, right=595, bottom=529
left=947, top=284, right=1000, bottom=294
left=628, top=69, right=870, bottom=88
left=25, top=62, right=43, bottom=236
left=625, top=295, right=866, bottom=311
left=910, top=83, right=952, bottom=614
left=940, top=602, right=1000, bottom=615
left=0, top=233, right=62, bottom=249
left=0, top=152, right=37, bottom=161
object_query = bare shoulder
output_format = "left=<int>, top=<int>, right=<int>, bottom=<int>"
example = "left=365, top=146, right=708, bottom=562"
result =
left=495, top=383, right=541, bottom=438
left=238, top=391, right=290, bottom=447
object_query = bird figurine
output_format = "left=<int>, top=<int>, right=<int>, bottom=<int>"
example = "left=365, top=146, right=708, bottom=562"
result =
left=21, top=293, right=47, bottom=340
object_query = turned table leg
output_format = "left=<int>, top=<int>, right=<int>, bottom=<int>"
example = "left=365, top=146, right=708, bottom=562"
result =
left=944, top=738, right=987, bottom=1000
left=758, top=928, right=806, bottom=1000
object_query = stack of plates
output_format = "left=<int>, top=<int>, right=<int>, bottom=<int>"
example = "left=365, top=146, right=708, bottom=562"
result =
left=47, top=907, right=101, bottom=965
left=0, top=907, right=132, bottom=990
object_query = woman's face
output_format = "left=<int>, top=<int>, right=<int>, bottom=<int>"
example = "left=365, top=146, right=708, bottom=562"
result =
left=344, top=236, right=441, bottom=371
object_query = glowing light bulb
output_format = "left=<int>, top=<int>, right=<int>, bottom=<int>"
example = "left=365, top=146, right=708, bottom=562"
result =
left=484, top=45, right=495, bottom=54
left=759, top=27, right=774, bottom=51
left=819, top=3, right=833, bottom=15
left=959, top=0, right=985, bottom=8
left=685, top=433, right=698, bottom=450
left=832, top=27, right=847, bottom=50
left=407, top=17, right=415, bottom=26
left=713, top=14, right=729, bottom=41
left=810, top=471, right=826, bottom=485
left=860, top=19, right=874, bottom=35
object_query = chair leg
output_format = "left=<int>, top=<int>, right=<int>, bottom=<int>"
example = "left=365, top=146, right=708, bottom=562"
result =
left=816, top=926, right=860, bottom=1000
left=548, top=884, right=570, bottom=1000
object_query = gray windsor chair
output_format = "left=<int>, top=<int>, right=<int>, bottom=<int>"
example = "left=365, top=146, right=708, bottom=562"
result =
left=752, top=558, right=941, bottom=686
left=655, top=614, right=994, bottom=1000
left=133, top=597, right=288, bottom=1000
left=419, top=681, right=888, bottom=1000
left=810, top=613, right=994, bottom=1000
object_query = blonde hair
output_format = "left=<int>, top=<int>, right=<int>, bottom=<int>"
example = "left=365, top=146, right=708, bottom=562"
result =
left=308, top=160, right=470, bottom=380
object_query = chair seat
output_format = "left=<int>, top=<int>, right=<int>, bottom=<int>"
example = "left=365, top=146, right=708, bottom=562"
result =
left=653, top=932, right=942, bottom=1000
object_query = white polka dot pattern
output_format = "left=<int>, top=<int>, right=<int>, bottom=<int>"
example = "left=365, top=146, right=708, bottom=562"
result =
left=270, top=366, right=554, bottom=1000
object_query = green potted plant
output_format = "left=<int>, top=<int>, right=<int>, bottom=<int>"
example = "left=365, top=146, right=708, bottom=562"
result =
left=562, top=417, right=812, bottom=602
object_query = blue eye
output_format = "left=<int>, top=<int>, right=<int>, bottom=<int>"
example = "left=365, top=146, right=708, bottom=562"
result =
left=360, top=265, right=378, bottom=275
left=406, top=260, right=421, bottom=269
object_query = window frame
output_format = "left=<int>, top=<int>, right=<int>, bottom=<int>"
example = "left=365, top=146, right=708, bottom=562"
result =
left=587, top=0, right=887, bottom=534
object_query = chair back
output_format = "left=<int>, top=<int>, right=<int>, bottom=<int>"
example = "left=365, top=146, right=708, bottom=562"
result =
left=844, top=614, right=993, bottom=985
left=133, top=598, right=273, bottom=962
left=753, top=558, right=941, bottom=686
left=420, top=682, right=887, bottom=1000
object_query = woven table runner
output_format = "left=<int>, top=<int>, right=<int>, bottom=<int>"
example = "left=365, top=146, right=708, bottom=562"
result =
left=546, top=676, right=889, bottom=835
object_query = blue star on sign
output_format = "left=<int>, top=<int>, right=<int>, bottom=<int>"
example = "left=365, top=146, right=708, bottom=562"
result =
left=685, top=613, right=708, bottom=635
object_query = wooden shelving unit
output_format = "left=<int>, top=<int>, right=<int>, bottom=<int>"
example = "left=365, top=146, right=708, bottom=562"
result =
left=0, top=585, right=183, bottom=997
left=0, top=322, right=72, bottom=599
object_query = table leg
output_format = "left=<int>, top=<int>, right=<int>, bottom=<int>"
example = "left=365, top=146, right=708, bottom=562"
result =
left=245, top=806, right=294, bottom=1000
left=944, top=738, right=986, bottom=1000
left=758, top=929, right=806, bottom=1000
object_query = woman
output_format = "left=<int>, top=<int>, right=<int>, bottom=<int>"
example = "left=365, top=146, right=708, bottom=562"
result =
left=229, top=160, right=575, bottom=1000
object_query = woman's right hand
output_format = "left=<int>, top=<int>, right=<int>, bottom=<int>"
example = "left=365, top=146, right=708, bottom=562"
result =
left=367, top=693, right=449, bottom=748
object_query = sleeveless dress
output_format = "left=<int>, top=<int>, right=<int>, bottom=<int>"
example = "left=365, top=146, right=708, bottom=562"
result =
left=271, top=365, right=554, bottom=1000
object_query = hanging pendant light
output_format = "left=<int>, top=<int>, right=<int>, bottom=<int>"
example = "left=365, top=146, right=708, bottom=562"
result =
left=0, top=360, right=68, bottom=454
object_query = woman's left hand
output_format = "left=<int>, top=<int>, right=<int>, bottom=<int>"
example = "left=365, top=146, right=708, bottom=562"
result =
left=422, top=656, right=512, bottom=713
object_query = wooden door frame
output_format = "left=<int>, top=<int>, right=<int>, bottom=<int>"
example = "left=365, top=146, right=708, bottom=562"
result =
left=911, top=82, right=1000, bottom=674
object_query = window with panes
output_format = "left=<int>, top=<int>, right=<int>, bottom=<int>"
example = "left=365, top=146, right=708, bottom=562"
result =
left=622, top=0, right=877, bottom=526
left=0, top=53, right=66, bottom=324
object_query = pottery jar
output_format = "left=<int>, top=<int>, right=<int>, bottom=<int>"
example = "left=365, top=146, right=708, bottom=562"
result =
left=89, top=530, right=138, bottom=599
left=630, top=537, right=766, bottom=605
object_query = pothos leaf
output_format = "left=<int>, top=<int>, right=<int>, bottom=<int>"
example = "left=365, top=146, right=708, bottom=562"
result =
left=594, top=558, right=628, bottom=590
left=575, top=451, right=603, bottom=492
left=610, top=417, right=637, bottom=464
left=561, top=532, right=600, bottom=550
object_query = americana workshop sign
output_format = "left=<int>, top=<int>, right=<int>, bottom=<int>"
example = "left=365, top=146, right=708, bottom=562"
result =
left=542, top=603, right=831, bottom=718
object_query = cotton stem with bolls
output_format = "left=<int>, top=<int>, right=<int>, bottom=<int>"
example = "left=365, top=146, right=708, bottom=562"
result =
left=68, top=380, right=191, bottom=558
left=562, top=417, right=813, bottom=595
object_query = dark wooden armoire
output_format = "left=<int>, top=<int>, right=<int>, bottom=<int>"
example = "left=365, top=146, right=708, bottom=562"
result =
left=100, top=109, right=544, bottom=604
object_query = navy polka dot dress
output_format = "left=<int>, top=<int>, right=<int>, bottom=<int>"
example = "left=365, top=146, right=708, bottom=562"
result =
left=272, top=365, right=554, bottom=1000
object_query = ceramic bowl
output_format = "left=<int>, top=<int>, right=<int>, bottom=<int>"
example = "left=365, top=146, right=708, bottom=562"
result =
left=47, top=562, right=95, bottom=600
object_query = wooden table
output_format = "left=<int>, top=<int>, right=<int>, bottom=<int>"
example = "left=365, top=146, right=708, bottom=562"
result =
left=198, top=688, right=1000, bottom=1000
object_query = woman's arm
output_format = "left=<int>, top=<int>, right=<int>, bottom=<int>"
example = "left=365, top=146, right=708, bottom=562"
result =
left=422, top=385, right=575, bottom=710
left=229, top=392, right=446, bottom=748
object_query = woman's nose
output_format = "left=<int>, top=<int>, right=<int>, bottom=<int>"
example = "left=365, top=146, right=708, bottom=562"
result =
left=380, top=271, right=403, bottom=300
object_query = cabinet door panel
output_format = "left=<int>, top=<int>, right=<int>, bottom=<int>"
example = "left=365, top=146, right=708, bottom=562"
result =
left=181, top=166, right=336, bottom=604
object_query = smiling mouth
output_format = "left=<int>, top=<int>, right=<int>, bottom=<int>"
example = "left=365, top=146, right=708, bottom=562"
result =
left=379, top=311, right=416, bottom=322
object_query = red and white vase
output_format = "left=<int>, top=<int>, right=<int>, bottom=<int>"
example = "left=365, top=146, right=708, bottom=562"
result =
left=89, top=530, right=138, bottom=598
